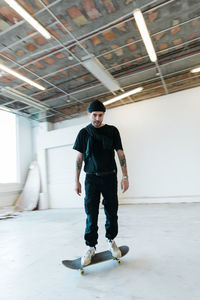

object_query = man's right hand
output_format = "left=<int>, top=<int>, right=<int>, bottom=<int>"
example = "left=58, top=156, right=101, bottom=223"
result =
left=75, top=181, right=81, bottom=196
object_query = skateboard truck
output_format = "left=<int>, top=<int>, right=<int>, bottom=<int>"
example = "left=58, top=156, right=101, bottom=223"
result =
left=80, top=257, right=121, bottom=275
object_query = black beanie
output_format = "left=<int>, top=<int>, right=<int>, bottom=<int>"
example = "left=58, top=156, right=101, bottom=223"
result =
left=88, top=100, right=106, bottom=113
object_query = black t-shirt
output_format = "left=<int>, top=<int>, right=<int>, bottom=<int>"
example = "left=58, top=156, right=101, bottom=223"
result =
left=73, top=124, right=123, bottom=173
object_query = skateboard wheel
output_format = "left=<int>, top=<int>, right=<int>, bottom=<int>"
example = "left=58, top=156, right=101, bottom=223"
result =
left=117, top=259, right=121, bottom=264
left=80, top=269, right=84, bottom=275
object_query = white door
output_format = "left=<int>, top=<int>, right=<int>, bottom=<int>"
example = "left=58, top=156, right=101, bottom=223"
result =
left=47, top=145, right=84, bottom=208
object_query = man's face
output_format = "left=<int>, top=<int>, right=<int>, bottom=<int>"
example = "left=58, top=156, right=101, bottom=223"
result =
left=88, top=111, right=105, bottom=128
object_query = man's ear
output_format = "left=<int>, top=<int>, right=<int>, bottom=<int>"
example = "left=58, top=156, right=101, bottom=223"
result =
left=88, top=112, right=91, bottom=117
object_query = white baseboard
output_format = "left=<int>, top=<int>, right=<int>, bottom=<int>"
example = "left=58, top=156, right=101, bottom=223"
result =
left=119, top=195, right=200, bottom=205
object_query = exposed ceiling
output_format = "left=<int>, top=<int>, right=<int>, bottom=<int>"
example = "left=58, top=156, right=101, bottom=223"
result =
left=0, top=0, right=200, bottom=122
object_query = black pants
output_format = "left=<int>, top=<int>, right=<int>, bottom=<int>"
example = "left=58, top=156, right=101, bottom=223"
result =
left=84, top=173, right=118, bottom=247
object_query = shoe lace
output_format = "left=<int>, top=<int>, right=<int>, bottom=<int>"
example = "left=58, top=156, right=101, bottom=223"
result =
left=83, top=248, right=93, bottom=258
left=109, top=241, right=119, bottom=252
left=112, top=241, right=118, bottom=250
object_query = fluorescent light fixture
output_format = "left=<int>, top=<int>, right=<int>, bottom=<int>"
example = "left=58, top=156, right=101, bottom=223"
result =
left=4, top=0, right=51, bottom=39
left=133, top=8, right=157, bottom=62
left=104, top=87, right=143, bottom=106
left=191, top=67, right=200, bottom=73
left=0, top=63, right=45, bottom=90
left=82, top=55, right=121, bottom=92
left=1, top=87, right=49, bottom=111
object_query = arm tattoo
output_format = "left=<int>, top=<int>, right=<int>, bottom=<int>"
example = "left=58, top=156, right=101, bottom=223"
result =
left=76, top=160, right=82, bottom=171
left=119, top=155, right=126, bottom=167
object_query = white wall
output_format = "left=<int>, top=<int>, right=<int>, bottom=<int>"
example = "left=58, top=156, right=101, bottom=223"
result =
left=17, top=116, right=34, bottom=183
left=0, top=116, right=34, bottom=207
left=34, top=86, right=200, bottom=208
left=33, top=121, right=86, bottom=209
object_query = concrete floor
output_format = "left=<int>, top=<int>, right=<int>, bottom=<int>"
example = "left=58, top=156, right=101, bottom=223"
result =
left=1, top=203, right=200, bottom=300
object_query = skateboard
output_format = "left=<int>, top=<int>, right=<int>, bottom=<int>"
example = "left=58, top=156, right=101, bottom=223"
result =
left=62, top=245, right=129, bottom=274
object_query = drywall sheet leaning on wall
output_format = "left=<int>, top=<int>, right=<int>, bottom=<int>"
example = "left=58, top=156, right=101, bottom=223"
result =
left=14, top=161, right=40, bottom=211
left=0, top=161, right=40, bottom=219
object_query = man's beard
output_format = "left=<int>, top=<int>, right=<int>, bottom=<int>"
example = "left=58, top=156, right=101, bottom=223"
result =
left=92, top=120, right=102, bottom=128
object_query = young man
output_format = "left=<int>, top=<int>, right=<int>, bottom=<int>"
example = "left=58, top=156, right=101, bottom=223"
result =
left=73, top=99, right=129, bottom=266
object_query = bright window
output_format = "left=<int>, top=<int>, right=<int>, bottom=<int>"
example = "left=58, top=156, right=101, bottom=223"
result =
left=0, top=110, right=17, bottom=183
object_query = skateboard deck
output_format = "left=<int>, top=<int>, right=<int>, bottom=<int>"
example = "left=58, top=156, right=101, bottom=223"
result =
left=62, top=245, right=129, bottom=274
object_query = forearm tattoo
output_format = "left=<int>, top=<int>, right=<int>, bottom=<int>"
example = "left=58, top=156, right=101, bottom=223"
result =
left=119, top=154, right=126, bottom=167
left=76, top=160, right=82, bottom=171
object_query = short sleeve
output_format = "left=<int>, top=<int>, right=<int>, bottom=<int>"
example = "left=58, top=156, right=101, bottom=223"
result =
left=113, top=127, right=123, bottom=150
left=73, top=129, right=85, bottom=153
